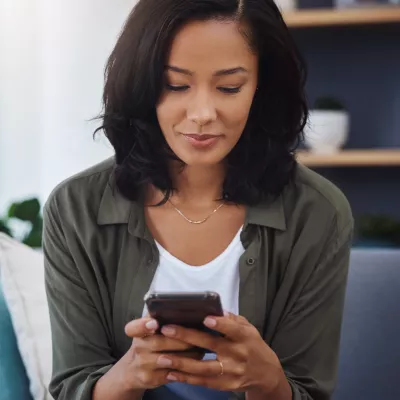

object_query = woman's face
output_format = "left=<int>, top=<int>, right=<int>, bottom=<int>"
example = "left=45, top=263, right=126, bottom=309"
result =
left=156, top=19, right=259, bottom=167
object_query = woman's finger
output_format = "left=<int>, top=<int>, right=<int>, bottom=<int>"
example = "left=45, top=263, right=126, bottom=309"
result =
left=203, top=314, right=254, bottom=341
left=136, top=352, right=203, bottom=372
left=159, top=355, right=226, bottom=377
left=140, top=334, right=197, bottom=352
left=131, top=353, right=172, bottom=389
left=161, top=325, right=222, bottom=352
left=124, top=317, right=159, bottom=338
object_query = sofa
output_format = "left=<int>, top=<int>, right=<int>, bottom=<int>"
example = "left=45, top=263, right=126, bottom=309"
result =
left=1, top=233, right=399, bottom=400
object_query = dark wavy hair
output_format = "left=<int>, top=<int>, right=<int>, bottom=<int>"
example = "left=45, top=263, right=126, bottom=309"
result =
left=94, top=0, right=308, bottom=205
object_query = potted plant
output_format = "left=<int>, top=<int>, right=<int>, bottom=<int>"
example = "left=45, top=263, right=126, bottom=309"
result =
left=0, top=197, right=43, bottom=248
left=304, top=96, right=350, bottom=154
left=355, top=214, right=400, bottom=248
left=274, top=0, right=297, bottom=11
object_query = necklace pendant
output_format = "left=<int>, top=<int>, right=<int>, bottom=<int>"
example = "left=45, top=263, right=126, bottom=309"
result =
left=188, top=218, right=206, bottom=224
left=168, top=200, right=225, bottom=225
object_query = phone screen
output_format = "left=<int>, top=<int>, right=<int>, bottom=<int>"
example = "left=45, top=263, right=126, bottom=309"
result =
left=145, top=291, right=224, bottom=333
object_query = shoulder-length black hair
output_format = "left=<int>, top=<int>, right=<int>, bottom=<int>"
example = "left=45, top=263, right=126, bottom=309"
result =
left=95, top=0, right=308, bottom=205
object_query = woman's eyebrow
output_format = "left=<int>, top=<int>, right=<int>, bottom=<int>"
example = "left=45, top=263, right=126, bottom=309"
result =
left=165, top=65, right=248, bottom=76
left=214, top=67, right=248, bottom=76
left=166, top=65, right=193, bottom=76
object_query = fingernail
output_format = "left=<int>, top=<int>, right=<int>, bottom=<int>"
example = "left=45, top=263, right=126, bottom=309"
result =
left=145, top=319, right=158, bottom=330
left=167, top=373, right=178, bottom=381
left=161, top=326, right=176, bottom=336
left=204, top=317, right=217, bottom=328
left=157, top=356, right=172, bottom=367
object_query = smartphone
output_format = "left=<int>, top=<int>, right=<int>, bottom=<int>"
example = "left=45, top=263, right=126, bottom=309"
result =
left=144, top=291, right=224, bottom=336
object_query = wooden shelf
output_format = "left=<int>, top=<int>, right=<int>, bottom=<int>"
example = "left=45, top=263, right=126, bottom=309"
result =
left=297, top=149, right=400, bottom=167
left=284, top=7, right=400, bottom=28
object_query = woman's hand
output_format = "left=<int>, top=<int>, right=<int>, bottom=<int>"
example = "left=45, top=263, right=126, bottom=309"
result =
left=158, top=313, right=287, bottom=395
left=122, top=317, right=203, bottom=390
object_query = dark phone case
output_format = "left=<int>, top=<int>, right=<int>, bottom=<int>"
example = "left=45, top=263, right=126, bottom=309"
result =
left=145, top=291, right=224, bottom=352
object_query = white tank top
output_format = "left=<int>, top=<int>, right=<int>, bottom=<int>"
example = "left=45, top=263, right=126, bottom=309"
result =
left=142, top=227, right=245, bottom=317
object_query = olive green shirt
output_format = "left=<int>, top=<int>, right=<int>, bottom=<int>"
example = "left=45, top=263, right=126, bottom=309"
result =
left=43, top=157, right=353, bottom=400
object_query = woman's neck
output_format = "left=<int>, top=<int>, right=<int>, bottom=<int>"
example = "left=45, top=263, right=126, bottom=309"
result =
left=169, top=163, right=225, bottom=207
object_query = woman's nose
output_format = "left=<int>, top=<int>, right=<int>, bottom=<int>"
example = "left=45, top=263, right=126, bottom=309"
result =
left=187, top=91, right=217, bottom=126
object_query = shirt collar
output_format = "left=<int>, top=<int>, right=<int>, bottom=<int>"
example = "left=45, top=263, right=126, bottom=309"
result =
left=245, top=193, right=287, bottom=231
left=98, top=175, right=287, bottom=235
left=97, top=174, right=153, bottom=240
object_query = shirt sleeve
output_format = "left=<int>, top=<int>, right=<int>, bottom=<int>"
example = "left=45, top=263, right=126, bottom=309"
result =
left=43, top=196, right=116, bottom=400
left=271, top=220, right=353, bottom=400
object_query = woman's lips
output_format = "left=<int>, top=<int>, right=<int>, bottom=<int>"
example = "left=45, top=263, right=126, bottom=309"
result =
left=182, top=133, right=222, bottom=149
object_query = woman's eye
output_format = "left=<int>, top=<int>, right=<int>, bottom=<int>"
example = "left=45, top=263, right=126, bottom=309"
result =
left=166, top=84, right=189, bottom=92
left=218, top=86, right=242, bottom=94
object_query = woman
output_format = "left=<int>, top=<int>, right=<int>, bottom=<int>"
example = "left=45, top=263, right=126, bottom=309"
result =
left=43, top=0, right=353, bottom=399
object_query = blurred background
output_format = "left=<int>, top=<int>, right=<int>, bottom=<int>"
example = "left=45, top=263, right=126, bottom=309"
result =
left=287, top=0, right=400, bottom=249
left=0, top=2, right=399, bottom=400
left=0, top=0, right=399, bottom=246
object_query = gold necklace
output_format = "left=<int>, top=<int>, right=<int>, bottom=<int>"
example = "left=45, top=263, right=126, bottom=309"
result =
left=168, top=199, right=225, bottom=225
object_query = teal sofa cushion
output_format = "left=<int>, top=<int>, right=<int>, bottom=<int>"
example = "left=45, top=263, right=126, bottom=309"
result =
left=0, top=281, right=33, bottom=400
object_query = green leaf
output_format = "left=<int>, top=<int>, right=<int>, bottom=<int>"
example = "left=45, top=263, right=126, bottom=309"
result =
left=23, top=229, right=42, bottom=248
left=32, top=215, right=43, bottom=232
left=0, top=219, right=12, bottom=236
left=22, top=214, right=43, bottom=248
left=358, top=214, right=400, bottom=245
left=8, top=198, right=41, bottom=223
left=314, top=97, right=346, bottom=111
left=7, top=203, right=17, bottom=219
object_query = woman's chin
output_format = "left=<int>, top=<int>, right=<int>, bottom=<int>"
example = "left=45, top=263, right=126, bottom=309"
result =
left=173, top=149, right=228, bottom=168
left=179, top=157, right=224, bottom=168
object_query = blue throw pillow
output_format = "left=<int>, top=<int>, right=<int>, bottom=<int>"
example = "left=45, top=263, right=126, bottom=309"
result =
left=0, top=280, right=33, bottom=400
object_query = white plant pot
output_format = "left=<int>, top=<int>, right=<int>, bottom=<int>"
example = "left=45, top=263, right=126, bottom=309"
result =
left=304, top=110, right=350, bottom=154
left=274, top=0, right=297, bottom=11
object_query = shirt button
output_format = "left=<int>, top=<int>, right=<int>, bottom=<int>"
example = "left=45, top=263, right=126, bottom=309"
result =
left=247, top=258, right=256, bottom=265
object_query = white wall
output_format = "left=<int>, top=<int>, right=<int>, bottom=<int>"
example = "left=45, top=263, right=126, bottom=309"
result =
left=0, top=0, right=136, bottom=212
left=0, top=1, right=43, bottom=211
